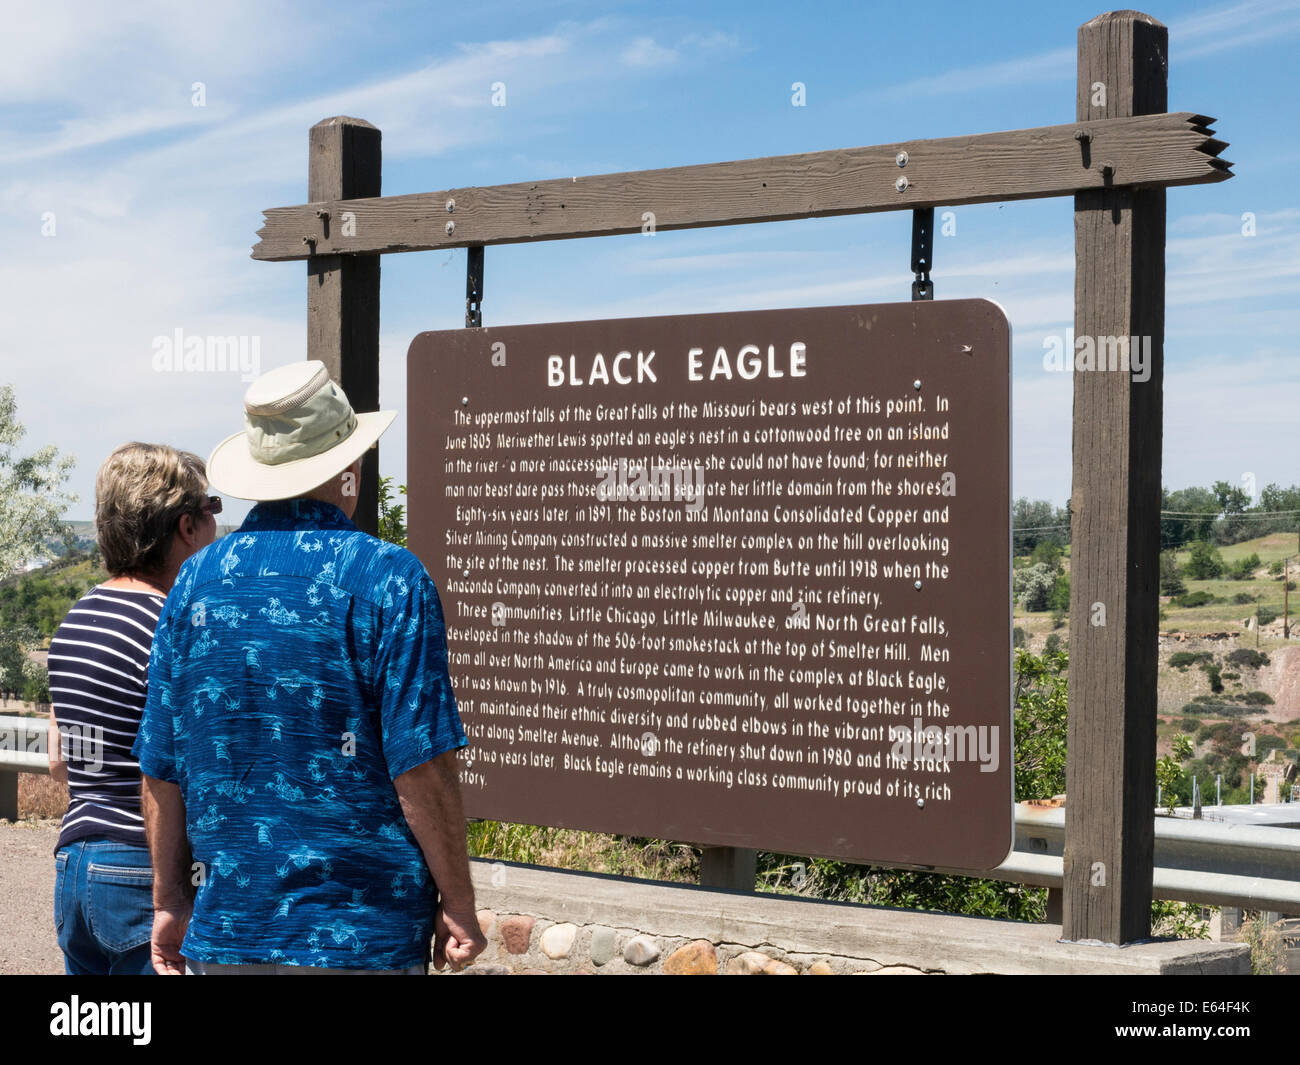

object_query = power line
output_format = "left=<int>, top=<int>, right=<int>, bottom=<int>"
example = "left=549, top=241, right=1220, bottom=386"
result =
left=1015, top=510, right=1300, bottom=533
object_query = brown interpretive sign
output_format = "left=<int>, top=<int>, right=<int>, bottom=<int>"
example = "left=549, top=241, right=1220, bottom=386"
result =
left=407, top=299, right=1012, bottom=870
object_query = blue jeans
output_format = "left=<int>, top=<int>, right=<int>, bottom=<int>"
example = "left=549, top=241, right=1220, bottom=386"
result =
left=55, top=840, right=156, bottom=975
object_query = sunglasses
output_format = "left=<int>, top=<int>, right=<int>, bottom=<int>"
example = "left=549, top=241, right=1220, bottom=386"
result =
left=199, top=495, right=223, bottom=516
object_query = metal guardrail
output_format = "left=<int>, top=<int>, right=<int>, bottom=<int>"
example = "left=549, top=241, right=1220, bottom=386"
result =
left=3, top=712, right=1298, bottom=912
left=885, top=803, right=1300, bottom=913
left=0, top=714, right=49, bottom=773
left=0, top=714, right=49, bottom=821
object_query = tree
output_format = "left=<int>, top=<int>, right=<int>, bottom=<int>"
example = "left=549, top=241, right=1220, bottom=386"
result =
left=1161, top=486, right=1218, bottom=550
left=1159, top=550, right=1186, bottom=596
left=0, top=624, right=37, bottom=705
left=1258, top=483, right=1300, bottom=541
left=377, top=477, right=407, bottom=548
left=1183, top=540, right=1225, bottom=580
left=1030, top=539, right=1061, bottom=568
left=0, top=385, right=76, bottom=577
left=1157, top=734, right=1193, bottom=814
left=1046, top=570, right=1070, bottom=612
left=1013, top=563, right=1057, bottom=612
left=1212, top=480, right=1252, bottom=544
left=1012, top=497, right=1070, bottom=555
left=1013, top=646, right=1068, bottom=801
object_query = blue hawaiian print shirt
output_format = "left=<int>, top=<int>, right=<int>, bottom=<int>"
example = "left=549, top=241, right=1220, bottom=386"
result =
left=133, top=499, right=467, bottom=969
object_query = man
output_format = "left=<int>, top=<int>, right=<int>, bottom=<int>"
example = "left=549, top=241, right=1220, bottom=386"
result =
left=133, top=361, right=486, bottom=974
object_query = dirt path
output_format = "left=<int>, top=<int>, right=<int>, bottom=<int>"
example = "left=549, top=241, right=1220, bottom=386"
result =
left=0, top=819, right=64, bottom=975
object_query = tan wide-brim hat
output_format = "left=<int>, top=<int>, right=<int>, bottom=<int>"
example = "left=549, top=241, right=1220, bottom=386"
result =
left=207, top=360, right=397, bottom=501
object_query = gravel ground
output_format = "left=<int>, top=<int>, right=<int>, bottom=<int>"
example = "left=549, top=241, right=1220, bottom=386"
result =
left=0, top=818, right=64, bottom=975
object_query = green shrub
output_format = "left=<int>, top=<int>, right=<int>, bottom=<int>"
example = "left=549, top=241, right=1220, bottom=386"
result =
left=1232, top=592, right=1255, bottom=605
left=1184, top=541, right=1226, bottom=580
left=1227, top=553, right=1261, bottom=581
left=1242, top=690, right=1274, bottom=706
left=1256, top=734, right=1286, bottom=756
left=1203, top=663, right=1223, bottom=692
left=1226, top=648, right=1269, bottom=670
left=1046, top=572, right=1070, bottom=612
left=1173, top=590, right=1215, bottom=608
left=1183, top=698, right=1253, bottom=719
left=1030, top=540, right=1062, bottom=568
left=1169, top=651, right=1212, bottom=669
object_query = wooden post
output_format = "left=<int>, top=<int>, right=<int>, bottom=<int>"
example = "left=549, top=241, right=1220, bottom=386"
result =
left=699, top=846, right=757, bottom=891
left=1064, top=10, right=1167, bottom=944
left=0, top=772, right=16, bottom=821
left=307, top=116, right=382, bottom=536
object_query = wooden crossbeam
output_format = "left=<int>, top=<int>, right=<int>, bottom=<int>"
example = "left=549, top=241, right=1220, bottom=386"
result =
left=252, top=112, right=1228, bottom=261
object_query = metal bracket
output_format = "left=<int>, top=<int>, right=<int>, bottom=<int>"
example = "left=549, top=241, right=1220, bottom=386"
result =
left=466, top=246, right=484, bottom=327
left=911, top=207, right=934, bottom=301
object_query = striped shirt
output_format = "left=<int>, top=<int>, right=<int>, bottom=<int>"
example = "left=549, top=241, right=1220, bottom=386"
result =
left=48, top=585, right=166, bottom=851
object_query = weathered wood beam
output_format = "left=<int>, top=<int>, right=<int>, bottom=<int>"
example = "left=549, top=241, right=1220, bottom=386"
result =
left=254, top=112, right=1229, bottom=261
left=1063, top=9, right=1166, bottom=946
left=306, top=116, right=381, bottom=536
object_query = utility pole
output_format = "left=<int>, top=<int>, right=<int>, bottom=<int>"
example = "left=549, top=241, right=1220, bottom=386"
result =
left=1284, top=556, right=1291, bottom=639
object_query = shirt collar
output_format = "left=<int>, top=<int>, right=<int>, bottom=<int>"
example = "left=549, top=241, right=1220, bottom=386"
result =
left=240, top=498, right=358, bottom=533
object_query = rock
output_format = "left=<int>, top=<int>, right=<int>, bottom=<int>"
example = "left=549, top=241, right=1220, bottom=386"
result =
left=663, top=940, right=717, bottom=975
left=476, top=909, right=495, bottom=935
left=865, top=965, right=925, bottom=975
left=806, top=961, right=835, bottom=975
left=463, top=964, right=509, bottom=975
left=500, top=915, right=535, bottom=955
left=623, top=935, right=660, bottom=966
left=762, top=959, right=799, bottom=975
left=540, top=922, right=578, bottom=959
left=520, top=968, right=551, bottom=975
left=725, top=951, right=771, bottom=974
left=589, top=926, right=617, bottom=966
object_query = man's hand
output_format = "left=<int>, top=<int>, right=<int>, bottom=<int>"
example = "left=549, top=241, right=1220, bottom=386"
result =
left=140, top=775, right=194, bottom=974
left=394, top=750, right=484, bottom=973
left=433, top=902, right=487, bottom=972
left=151, top=903, right=192, bottom=975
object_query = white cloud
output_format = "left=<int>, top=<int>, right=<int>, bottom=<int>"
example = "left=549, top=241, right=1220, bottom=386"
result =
left=621, top=36, right=678, bottom=67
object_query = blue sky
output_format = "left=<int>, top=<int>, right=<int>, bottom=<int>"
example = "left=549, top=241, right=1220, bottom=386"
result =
left=3, top=0, right=1297, bottom=524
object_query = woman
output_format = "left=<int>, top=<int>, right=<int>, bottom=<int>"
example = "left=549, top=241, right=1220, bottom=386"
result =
left=47, top=442, right=218, bottom=974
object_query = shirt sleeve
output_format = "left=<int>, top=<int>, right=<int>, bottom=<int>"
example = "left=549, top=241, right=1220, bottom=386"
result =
left=375, top=571, right=468, bottom=780
left=133, top=595, right=179, bottom=784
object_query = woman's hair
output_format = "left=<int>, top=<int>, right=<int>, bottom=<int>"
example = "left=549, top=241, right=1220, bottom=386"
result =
left=95, top=443, right=208, bottom=577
